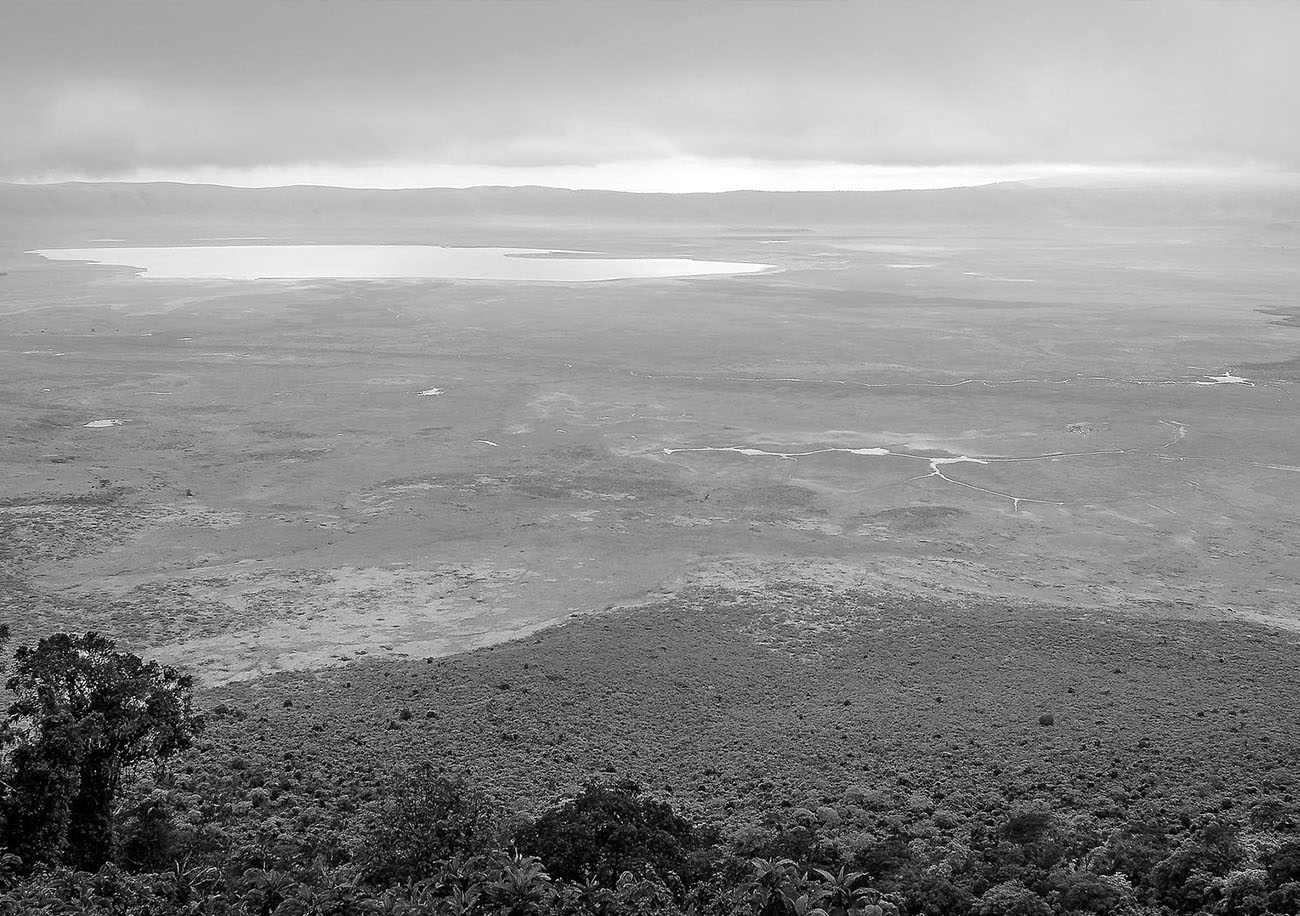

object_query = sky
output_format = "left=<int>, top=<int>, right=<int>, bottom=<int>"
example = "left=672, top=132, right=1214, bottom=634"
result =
left=3, top=0, right=1298, bottom=192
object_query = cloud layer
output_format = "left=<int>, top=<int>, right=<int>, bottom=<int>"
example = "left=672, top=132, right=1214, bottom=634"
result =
left=4, top=0, right=1298, bottom=185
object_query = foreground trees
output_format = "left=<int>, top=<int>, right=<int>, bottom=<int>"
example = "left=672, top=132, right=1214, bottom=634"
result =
left=1, top=627, right=1298, bottom=913
left=515, top=780, right=719, bottom=886
left=0, top=632, right=204, bottom=871
left=353, top=767, right=501, bottom=885
left=0, top=760, right=1298, bottom=914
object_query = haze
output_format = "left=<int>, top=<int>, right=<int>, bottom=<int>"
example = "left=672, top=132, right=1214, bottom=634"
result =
left=4, top=0, right=1299, bottom=190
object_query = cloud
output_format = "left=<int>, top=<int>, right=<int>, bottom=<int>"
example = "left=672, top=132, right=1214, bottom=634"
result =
left=3, top=0, right=1298, bottom=183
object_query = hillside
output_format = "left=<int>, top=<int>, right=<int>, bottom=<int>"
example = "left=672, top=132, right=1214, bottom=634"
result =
left=4, top=180, right=1300, bottom=232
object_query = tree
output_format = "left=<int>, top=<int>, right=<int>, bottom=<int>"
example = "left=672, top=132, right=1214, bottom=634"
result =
left=0, top=632, right=204, bottom=871
left=1264, top=838, right=1300, bottom=886
left=514, top=780, right=717, bottom=886
left=972, top=880, right=1051, bottom=916
left=352, top=766, right=500, bottom=884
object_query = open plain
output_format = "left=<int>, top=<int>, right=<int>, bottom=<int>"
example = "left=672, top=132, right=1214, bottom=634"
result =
left=5, top=181, right=1300, bottom=912
left=4, top=184, right=1299, bottom=685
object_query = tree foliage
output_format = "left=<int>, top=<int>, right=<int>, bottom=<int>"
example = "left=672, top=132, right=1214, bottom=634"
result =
left=352, top=766, right=500, bottom=884
left=0, top=632, right=204, bottom=871
left=514, top=780, right=718, bottom=886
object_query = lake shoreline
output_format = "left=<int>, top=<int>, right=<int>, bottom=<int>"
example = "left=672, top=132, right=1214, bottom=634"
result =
left=29, top=243, right=774, bottom=281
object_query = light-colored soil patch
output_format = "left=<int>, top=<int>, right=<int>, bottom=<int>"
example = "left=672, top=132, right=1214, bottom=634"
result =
left=149, top=563, right=556, bottom=682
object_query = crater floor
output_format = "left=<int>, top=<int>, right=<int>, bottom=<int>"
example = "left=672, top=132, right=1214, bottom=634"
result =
left=3, top=219, right=1298, bottom=681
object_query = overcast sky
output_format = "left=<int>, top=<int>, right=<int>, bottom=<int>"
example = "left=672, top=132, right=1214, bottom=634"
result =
left=3, top=0, right=1298, bottom=191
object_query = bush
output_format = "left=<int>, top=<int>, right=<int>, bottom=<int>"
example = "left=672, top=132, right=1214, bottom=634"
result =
left=1000, top=804, right=1056, bottom=845
left=116, top=796, right=183, bottom=872
left=1046, top=869, right=1137, bottom=916
left=1264, top=838, right=1300, bottom=885
left=351, top=766, right=500, bottom=885
left=1268, top=882, right=1300, bottom=914
left=514, top=780, right=718, bottom=886
left=741, top=810, right=845, bottom=871
left=899, top=874, right=972, bottom=916
left=1219, top=868, right=1270, bottom=916
left=973, top=879, right=1051, bottom=916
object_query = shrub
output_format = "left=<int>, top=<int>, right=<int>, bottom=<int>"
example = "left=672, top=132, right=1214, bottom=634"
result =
left=1046, top=869, right=1137, bottom=916
left=1268, top=882, right=1300, bottom=914
left=1264, top=838, right=1300, bottom=885
left=116, top=795, right=183, bottom=872
left=351, top=766, right=500, bottom=885
left=1219, top=869, right=1270, bottom=916
left=899, top=874, right=971, bottom=916
left=1000, top=805, right=1056, bottom=845
left=743, top=810, right=845, bottom=871
left=514, top=780, right=718, bottom=886
left=973, top=879, right=1051, bottom=916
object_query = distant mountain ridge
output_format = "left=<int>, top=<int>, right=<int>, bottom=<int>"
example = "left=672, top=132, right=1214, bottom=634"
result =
left=3, top=180, right=1299, bottom=226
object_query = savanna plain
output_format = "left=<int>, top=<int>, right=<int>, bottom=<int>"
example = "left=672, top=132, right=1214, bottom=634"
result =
left=2, top=183, right=1300, bottom=914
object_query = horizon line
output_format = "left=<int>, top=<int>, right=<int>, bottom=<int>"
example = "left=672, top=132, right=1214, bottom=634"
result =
left=2, top=178, right=1034, bottom=195
left=6, top=159, right=1295, bottom=195
left=5, top=176, right=1298, bottom=196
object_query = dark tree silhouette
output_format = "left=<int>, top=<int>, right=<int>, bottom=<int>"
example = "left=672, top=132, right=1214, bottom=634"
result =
left=514, top=780, right=717, bottom=886
left=1, top=632, right=204, bottom=870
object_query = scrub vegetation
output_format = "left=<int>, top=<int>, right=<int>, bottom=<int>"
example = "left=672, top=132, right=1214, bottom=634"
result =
left=2, top=594, right=1299, bottom=915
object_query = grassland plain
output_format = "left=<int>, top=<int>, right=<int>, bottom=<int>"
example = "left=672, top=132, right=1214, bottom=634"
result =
left=3, top=185, right=1300, bottom=844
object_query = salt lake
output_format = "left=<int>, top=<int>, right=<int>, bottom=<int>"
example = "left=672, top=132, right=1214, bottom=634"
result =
left=29, top=245, right=772, bottom=281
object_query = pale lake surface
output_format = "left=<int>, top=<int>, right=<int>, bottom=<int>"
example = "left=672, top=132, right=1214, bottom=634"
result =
left=29, top=245, right=772, bottom=281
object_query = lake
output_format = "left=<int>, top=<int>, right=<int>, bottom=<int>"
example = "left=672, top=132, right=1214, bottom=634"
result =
left=29, top=245, right=773, bottom=281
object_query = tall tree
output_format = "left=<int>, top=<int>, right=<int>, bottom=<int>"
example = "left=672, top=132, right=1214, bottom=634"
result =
left=1, top=632, right=204, bottom=870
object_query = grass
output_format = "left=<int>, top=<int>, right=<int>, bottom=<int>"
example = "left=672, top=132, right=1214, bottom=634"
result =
left=200, top=580, right=1300, bottom=833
